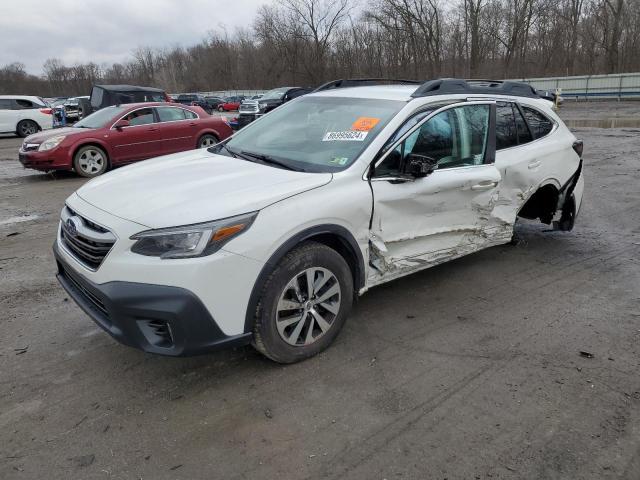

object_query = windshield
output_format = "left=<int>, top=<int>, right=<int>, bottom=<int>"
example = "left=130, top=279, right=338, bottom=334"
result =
left=260, top=88, right=289, bottom=101
left=74, top=105, right=128, bottom=129
left=222, top=96, right=404, bottom=172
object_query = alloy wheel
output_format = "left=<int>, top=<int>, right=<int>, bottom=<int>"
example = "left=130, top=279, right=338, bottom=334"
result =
left=276, top=267, right=341, bottom=346
left=78, top=149, right=105, bottom=175
left=20, top=122, right=37, bottom=136
left=199, top=136, right=216, bottom=148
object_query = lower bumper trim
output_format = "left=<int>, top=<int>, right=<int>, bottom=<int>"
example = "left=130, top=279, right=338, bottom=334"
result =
left=54, top=243, right=252, bottom=356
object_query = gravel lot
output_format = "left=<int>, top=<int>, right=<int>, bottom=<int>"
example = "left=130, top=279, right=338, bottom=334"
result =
left=1, top=102, right=639, bottom=479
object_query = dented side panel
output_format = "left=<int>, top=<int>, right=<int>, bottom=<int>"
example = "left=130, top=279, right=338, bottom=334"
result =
left=368, top=164, right=511, bottom=286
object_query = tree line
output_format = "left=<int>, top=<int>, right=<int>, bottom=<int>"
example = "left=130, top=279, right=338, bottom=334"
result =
left=1, top=0, right=639, bottom=97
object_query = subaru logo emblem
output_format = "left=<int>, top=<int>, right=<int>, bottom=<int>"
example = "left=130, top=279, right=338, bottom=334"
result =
left=66, top=218, right=78, bottom=237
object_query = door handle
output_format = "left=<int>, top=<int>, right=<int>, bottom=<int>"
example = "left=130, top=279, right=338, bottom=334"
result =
left=148, top=127, right=158, bottom=131
left=189, top=122, right=197, bottom=126
left=471, top=181, right=498, bottom=191
left=528, top=160, right=541, bottom=169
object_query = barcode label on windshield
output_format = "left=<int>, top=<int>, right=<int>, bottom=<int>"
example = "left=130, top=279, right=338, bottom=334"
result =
left=322, top=131, right=369, bottom=142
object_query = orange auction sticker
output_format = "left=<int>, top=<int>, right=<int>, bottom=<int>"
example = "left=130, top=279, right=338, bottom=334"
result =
left=351, top=117, right=380, bottom=131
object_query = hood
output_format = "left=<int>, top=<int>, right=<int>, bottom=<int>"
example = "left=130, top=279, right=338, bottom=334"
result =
left=25, top=127, right=89, bottom=144
left=76, top=150, right=332, bottom=229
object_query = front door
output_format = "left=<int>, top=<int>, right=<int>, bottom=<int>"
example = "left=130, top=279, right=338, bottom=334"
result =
left=110, top=107, right=162, bottom=164
left=368, top=102, right=503, bottom=283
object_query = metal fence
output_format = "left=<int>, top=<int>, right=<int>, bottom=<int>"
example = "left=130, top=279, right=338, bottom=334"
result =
left=511, top=72, right=640, bottom=100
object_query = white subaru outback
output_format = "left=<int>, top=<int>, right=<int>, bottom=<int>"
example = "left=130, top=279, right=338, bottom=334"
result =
left=54, top=79, right=584, bottom=363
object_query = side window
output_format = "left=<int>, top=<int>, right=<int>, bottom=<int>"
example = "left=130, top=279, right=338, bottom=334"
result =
left=15, top=99, right=35, bottom=109
left=157, top=107, right=186, bottom=122
left=183, top=109, right=197, bottom=120
left=0, top=99, right=12, bottom=110
left=375, top=104, right=491, bottom=176
left=495, top=102, right=518, bottom=150
left=514, top=106, right=533, bottom=145
left=124, top=108, right=155, bottom=126
left=521, top=106, right=553, bottom=139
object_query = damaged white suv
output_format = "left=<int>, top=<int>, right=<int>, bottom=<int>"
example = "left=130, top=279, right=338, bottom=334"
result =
left=54, top=79, right=584, bottom=363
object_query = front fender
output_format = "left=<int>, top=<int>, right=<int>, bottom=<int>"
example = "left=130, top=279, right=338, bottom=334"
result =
left=67, top=138, right=114, bottom=165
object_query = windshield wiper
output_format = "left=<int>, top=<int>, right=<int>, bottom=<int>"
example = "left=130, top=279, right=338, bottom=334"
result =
left=212, top=142, right=239, bottom=158
left=240, top=150, right=301, bottom=171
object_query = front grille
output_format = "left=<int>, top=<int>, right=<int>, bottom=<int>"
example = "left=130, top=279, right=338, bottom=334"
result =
left=60, top=206, right=116, bottom=270
left=239, top=103, right=258, bottom=113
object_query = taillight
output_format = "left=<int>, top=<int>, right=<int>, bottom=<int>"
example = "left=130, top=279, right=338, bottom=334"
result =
left=572, top=140, right=583, bottom=158
left=40, top=108, right=53, bottom=115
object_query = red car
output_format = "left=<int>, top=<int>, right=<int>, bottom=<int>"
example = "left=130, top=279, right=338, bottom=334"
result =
left=217, top=96, right=244, bottom=112
left=18, top=102, right=232, bottom=177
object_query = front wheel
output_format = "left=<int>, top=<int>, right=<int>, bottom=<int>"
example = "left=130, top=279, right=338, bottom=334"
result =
left=73, top=145, right=108, bottom=177
left=252, top=242, right=354, bottom=363
left=218, top=106, right=224, bottom=112
left=197, top=133, right=218, bottom=149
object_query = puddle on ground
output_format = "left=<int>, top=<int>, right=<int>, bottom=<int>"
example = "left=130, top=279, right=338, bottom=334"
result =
left=0, top=214, right=42, bottom=226
left=565, top=118, right=640, bottom=128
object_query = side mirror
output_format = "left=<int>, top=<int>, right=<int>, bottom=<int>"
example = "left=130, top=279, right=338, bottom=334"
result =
left=114, top=119, right=130, bottom=130
left=406, top=154, right=438, bottom=178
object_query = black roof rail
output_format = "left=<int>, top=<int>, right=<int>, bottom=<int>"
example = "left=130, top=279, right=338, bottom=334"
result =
left=410, top=78, right=539, bottom=99
left=312, top=78, right=422, bottom=93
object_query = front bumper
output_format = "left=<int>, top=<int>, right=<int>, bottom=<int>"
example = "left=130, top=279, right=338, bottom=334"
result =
left=19, top=147, right=70, bottom=171
left=54, top=243, right=252, bottom=356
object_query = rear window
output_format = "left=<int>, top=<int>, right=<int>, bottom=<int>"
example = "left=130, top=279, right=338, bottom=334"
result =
left=146, top=93, right=166, bottom=102
left=157, top=107, right=186, bottom=122
left=15, top=99, right=36, bottom=109
left=90, top=87, right=104, bottom=108
left=495, top=102, right=518, bottom=150
left=0, top=99, right=12, bottom=110
left=522, top=106, right=554, bottom=139
left=514, top=106, right=533, bottom=145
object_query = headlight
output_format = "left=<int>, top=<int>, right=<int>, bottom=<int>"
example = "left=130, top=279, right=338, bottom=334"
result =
left=130, top=212, right=257, bottom=259
left=258, top=102, right=267, bottom=111
left=38, top=135, right=66, bottom=151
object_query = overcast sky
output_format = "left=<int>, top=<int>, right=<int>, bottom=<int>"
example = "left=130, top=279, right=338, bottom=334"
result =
left=0, top=0, right=263, bottom=74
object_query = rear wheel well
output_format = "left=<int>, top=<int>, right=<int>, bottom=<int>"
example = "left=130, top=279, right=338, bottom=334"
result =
left=196, top=132, right=219, bottom=148
left=518, top=184, right=559, bottom=225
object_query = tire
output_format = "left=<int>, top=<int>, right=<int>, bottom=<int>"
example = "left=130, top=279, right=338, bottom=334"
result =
left=252, top=241, right=354, bottom=363
left=73, top=145, right=108, bottom=178
left=218, top=106, right=224, bottom=112
left=197, top=133, right=218, bottom=149
left=16, top=120, right=39, bottom=138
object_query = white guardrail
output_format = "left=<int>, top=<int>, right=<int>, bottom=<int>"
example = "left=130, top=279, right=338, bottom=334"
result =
left=180, top=73, right=640, bottom=101
left=512, top=72, right=640, bottom=100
